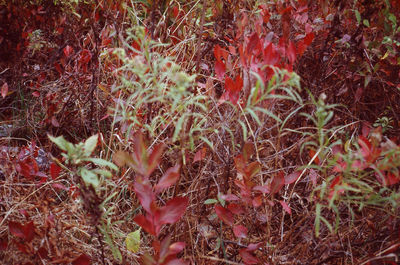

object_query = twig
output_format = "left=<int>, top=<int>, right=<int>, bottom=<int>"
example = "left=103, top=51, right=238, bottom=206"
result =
left=195, top=0, right=207, bottom=70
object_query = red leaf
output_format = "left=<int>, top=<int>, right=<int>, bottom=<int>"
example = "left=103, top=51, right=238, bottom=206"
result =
left=253, top=185, right=270, bottom=194
left=284, top=171, right=301, bottom=184
left=215, top=205, right=234, bottom=226
left=213, top=45, right=223, bottom=61
left=52, top=183, right=68, bottom=191
left=134, top=180, right=156, bottom=214
left=358, top=136, right=372, bottom=158
left=304, top=32, right=315, bottom=46
left=193, top=147, right=206, bottom=163
left=1, top=82, right=9, bottom=98
left=260, top=5, right=271, bottom=24
left=263, top=43, right=279, bottom=65
left=167, top=241, right=186, bottom=257
left=159, top=235, right=171, bottom=261
left=134, top=214, right=156, bottom=236
left=233, top=225, right=248, bottom=238
left=79, top=49, right=92, bottom=64
left=215, top=60, right=226, bottom=80
left=332, top=144, right=343, bottom=156
left=247, top=32, right=261, bottom=56
left=164, top=259, right=188, bottom=265
left=297, top=40, right=306, bottom=56
left=23, top=221, right=35, bottom=242
left=219, top=194, right=239, bottom=201
left=287, top=41, right=296, bottom=64
left=8, top=221, right=34, bottom=242
left=227, top=203, right=245, bottom=215
left=279, top=200, right=291, bottom=215
left=387, top=172, right=400, bottom=186
left=50, top=163, right=61, bottom=180
left=158, top=236, right=187, bottom=264
left=239, top=43, right=248, bottom=68
left=309, top=149, right=320, bottom=164
left=16, top=242, right=28, bottom=254
left=328, top=175, right=342, bottom=199
left=63, top=45, right=73, bottom=57
left=242, top=142, right=254, bottom=161
left=234, top=154, right=246, bottom=173
left=72, top=254, right=91, bottom=265
left=239, top=249, right=259, bottom=265
left=244, top=161, right=261, bottom=180
left=224, top=75, right=243, bottom=105
left=9, top=221, right=25, bottom=239
left=32, top=91, right=40, bottom=97
left=270, top=172, right=285, bottom=194
left=213, top=44, right=221, bottom=60
left=246, top=242, right=263, bottom=251
left=16, top=161, right=32, bottom=178
left=37, top=247, right=48, bottom=259
left=214, top=45, right=229, bottom=62
left=147, top=143, right=165, bottom=176
left=252, top=195, right=263, bottom=208
left=155, top=164, right=180, bottom=193
left=157, top=197, right=188, bottom=226
left=133, top=132, right=148, bottom=174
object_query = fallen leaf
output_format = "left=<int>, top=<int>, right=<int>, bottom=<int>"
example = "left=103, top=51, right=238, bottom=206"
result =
left=1, top=82, right=8, bottom=98
left=72, top=254, right=91, bottom=265
left=233, top=225, right=248, bottom=238
left=215, top=205, right=234, bottom=226
left=126, top=229, right=141, bottom=253
left=285, top=171, right=301, bottom=184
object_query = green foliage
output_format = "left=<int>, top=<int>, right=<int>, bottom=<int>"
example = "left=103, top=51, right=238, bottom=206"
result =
left=297, top=96, right=400, bottom=237
left=125, top=229, right=141, bottom=253
left=105, top=25, right=209, bottom=152
left=48, top=134, right=118, bottom=187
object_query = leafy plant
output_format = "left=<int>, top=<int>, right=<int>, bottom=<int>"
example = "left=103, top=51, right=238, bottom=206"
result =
left=114, top=132, right=188, bottom=265
left=49, top=134, right=117, bottom=187
left=104, top=25, right=209, bottom=155
left=48, top=134, right=121, bottom=261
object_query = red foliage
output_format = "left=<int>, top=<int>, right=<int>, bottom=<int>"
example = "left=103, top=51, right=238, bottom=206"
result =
left=9, top=221, right=35, bottom=242
left=72, top=254, right=91, bottom=265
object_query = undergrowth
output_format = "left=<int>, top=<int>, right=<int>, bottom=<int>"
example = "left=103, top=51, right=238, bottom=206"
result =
left=1, top=0, right=400, bottom=264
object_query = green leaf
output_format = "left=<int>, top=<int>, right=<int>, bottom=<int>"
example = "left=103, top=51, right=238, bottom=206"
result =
left=315, top=203, right=322, bottom=237
left=355, top=9, right=361, bottom=24
left=101, top=222, right=123, bottom=262
left=204, top=199, right=218, bottom=205
left=363, top=19, right=370, bottom=27
left=125, top=229, right=141, bottom=253
left=245, top=108, right=261, bottom=125
left=254, top=106, right=282, bottom=123
left=48, top=135, right=71, bottom=152
left=172, top=114, right=186, bottom=142
left=83, top=134, right=99, bottom=156
left=79, top=167, right=99, bottom=187
left=199, top=136, right=214, bottom=151
left=82, top=158, right=119, bottom=171
left=91, top=169, right=112, bottom=178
